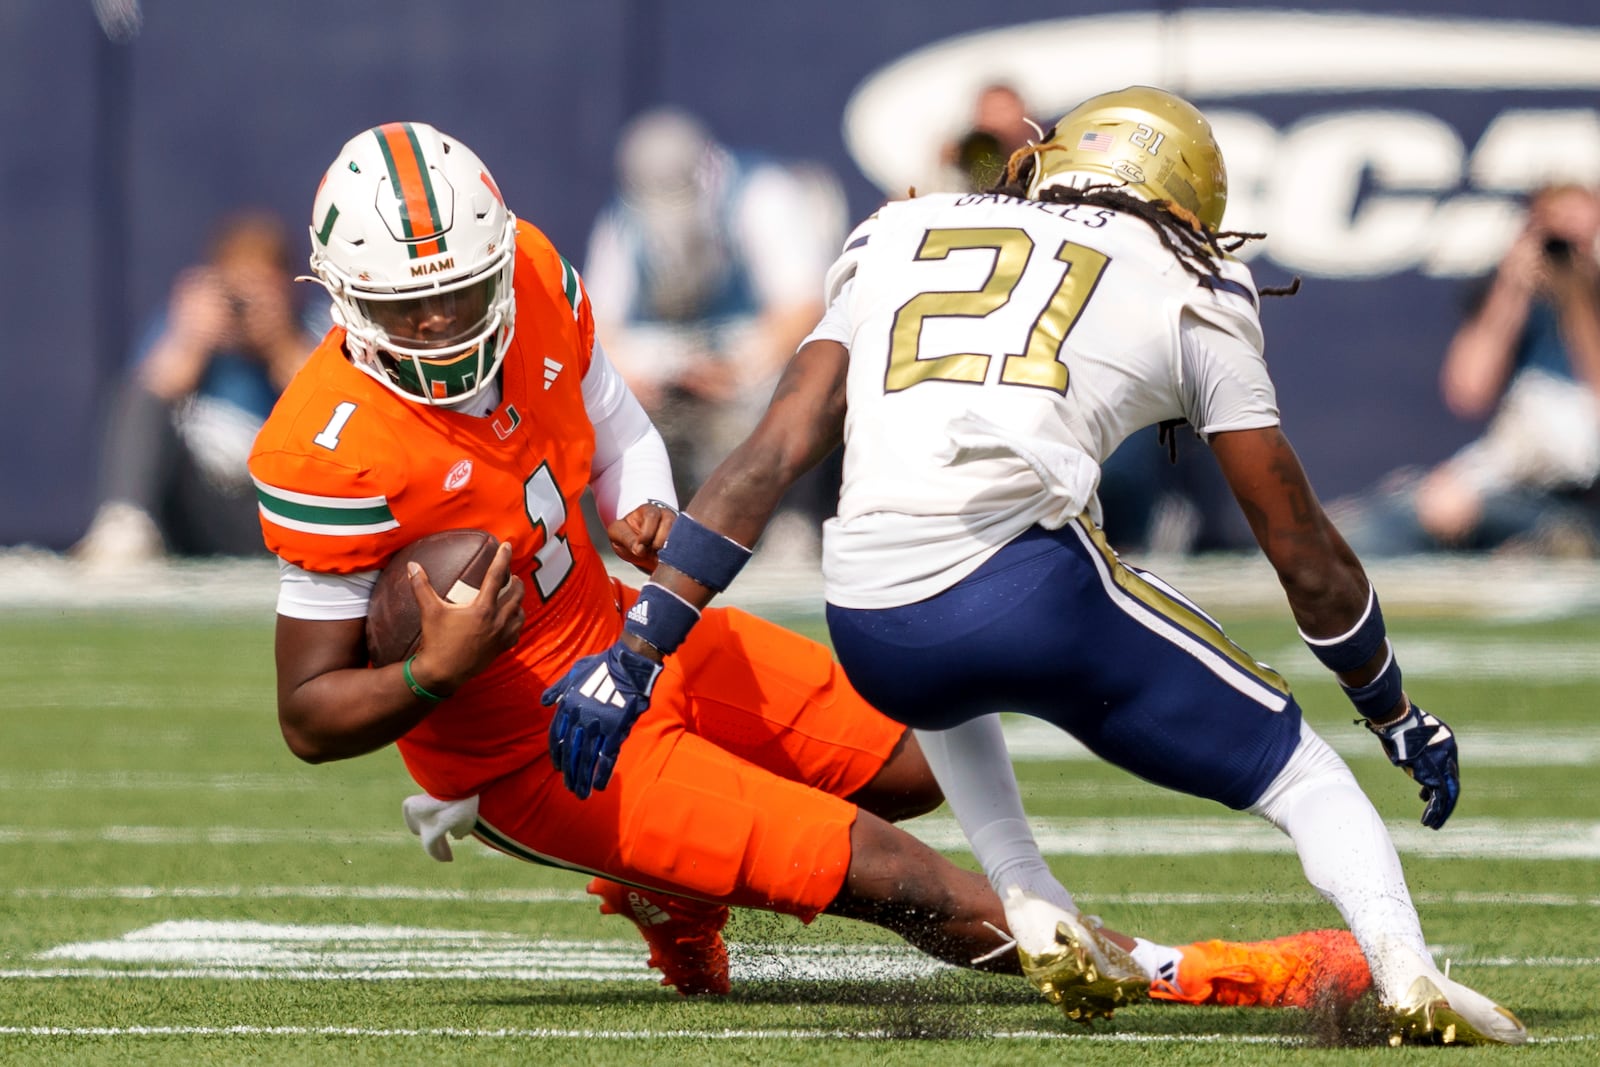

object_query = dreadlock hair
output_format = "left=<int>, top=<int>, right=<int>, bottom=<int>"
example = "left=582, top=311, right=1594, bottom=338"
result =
left=994, top=142, right=1301, bottom=298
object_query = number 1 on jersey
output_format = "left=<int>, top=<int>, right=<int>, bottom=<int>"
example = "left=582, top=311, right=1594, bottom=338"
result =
left=523, top=463, right=574, bottom=601
left=886, top=227, right=1109, bottom=395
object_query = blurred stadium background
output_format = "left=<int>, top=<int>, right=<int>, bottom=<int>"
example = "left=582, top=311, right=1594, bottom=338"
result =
left=4, top=6, right=1600, bottom=1060
left=4, top=0, right=1600, bottom=551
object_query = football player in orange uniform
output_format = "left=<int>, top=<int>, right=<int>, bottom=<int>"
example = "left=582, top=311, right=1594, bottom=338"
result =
left=248, top=122, right=1369, bottom=1017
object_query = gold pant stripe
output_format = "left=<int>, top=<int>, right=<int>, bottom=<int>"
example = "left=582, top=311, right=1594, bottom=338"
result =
left=1073, top=516, right=1291, bottom=698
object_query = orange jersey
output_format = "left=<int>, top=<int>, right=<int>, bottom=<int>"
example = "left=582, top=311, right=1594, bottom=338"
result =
left=249, top=220, right=623, bottom=790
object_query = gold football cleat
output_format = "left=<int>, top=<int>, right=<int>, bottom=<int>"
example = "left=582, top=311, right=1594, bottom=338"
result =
left=1017, top=916, right=1150, bottom=1024
left=1387, top=974, right=1528, bottom=1046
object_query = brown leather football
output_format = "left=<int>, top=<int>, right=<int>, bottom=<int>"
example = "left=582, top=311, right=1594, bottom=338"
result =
left=365, top=529, right=501, bottom=667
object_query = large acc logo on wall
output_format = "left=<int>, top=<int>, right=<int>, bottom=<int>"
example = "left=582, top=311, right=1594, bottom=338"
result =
left=843, top=11, right=1600, bottom=280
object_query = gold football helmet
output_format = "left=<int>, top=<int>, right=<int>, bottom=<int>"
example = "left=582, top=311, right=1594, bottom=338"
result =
left=1025, top=86, right=1227, bottom=231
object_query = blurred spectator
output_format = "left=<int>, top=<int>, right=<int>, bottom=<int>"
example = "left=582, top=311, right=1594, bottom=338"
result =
left=1335, top=183, right=1600, bottom=557
left=934, top=82, right=1037, bottom=192
left=582, top=107, right=847, bottom=560
left=73, top=211, right=326, bottom=566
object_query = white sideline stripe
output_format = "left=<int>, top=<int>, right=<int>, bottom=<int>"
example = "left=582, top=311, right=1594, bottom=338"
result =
left=7, top=957, right=1597, bottom=983
left=1, top=1025, right=1263, bottom=1041
left=3, top=1025, right=1593, bottom=1046
left=17, top=1025, right=1593, bottom=1044
left=4, top=885, right=591, bottom=902
left=21, top=920, right=1596, bottom=985
left=0, top=771, right=305, bottom=792
left=6, top=817, right=1600, bottom=858
left=3, top=552, right=1600, bottom=621
left=9, top=886, right=1600, bottom=908
left=900, top=815, right=1600, bottom=859
left=1000, top=716, right=1600, bottom=766
left=0, top=827, right=407, bottom=846
left=0, top=717, right=1590, bottom=794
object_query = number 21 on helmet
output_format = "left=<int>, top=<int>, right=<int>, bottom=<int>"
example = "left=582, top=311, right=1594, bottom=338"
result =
left=1025, top=86, right=1228, bottom=232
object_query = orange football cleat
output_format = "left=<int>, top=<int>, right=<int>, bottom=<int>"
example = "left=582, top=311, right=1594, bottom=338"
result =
left=1150, top=929, right=1372, bottom=1009
left=589, top=877, right=732, bottom=996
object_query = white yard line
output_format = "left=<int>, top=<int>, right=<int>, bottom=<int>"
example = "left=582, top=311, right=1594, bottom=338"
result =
left=3, top=551, right=1600, bottom=620
left=0, top=771, right=307, bottom=792
left=13, top=920, right=1596, bottom=985
left=999, top=717, right=1600, bottom=764
left=4, top=885, right=591, bottom=902
left=5, top=817, right=1596, bottom=858
left=8, top=885, right=1600, bottom=907
left=3, top=819, right=1600, bottom=857
left=0, top=1023, right=1592, bottom=1045
left=1, top=720, right=1596, bottom=793
left=898, top=815, right=1600, bottom=859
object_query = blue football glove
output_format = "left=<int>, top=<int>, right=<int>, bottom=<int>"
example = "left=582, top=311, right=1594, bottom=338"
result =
left=543, top=642, right=662, bottom=800
left=1365, top=704, right=1460, bottom=830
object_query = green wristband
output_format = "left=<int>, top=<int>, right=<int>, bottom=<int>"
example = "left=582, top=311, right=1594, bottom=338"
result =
left=403, top=656, right=445, bottom=704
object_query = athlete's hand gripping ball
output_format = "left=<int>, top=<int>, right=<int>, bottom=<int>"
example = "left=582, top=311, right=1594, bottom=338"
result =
left=1367, top=704, right=1460, bottom=830
left=544, top=641, right=662, bottom=798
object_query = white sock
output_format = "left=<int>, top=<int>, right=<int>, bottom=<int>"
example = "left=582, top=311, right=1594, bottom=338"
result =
left=1250, top=722, right=1434, bottom=1002
left=916, top=716, right=1076, bottom=954
left=1130, top=937, right=1184, bottom=987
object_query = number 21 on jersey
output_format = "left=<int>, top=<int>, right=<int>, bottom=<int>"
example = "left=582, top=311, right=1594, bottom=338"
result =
left=886, top=227, right=1108, bottom=395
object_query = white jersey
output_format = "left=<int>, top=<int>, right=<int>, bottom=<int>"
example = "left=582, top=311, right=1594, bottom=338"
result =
left=808, top=192, right=1279, bottom=609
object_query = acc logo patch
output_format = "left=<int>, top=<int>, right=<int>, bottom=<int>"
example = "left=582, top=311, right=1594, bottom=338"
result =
left=1112, top=161, right=1145, bottom=183
left=443, top=459, right=473, bottom=491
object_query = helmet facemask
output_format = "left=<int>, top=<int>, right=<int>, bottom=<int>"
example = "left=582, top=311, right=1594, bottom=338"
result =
left=307, top=121, right=519, bottom=406
left=318, top=236, right=515, bottom=404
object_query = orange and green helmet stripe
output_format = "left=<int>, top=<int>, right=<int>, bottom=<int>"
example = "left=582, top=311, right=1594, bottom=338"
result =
left=372, top=122, right=448, bottom=259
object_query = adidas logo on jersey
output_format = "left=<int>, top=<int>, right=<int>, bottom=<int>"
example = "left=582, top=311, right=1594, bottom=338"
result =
left=627, top=601, right=649, bottom=626
left=627, top=890, right=672, bottom=926
left=543, top=357, right=563, bottom=390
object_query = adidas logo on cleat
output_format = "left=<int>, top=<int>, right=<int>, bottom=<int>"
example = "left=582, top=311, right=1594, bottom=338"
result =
left=627, top=890, right=672, bottom=926
left=589, top=878, right=731, bottom=995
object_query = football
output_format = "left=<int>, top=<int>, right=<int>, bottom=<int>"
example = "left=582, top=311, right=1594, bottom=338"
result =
left=365, top=529, right=502, bottom=667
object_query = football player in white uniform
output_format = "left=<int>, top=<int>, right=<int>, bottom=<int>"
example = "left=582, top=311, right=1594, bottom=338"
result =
left=543, top=87, right=1525, bottom=1046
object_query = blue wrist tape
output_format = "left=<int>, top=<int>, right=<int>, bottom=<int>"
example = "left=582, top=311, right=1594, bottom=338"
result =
left=1301, top=586, right=1387, bottom=673
left=1341, top=643, right=1405, bottom=720
left=624, top=582, right=701, bottom=655
left=658, top=513, right=753, bottom=592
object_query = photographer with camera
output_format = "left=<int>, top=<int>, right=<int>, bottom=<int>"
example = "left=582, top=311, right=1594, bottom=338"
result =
left=1338, top=182, right=1600, bottom=556
left=75, top=211, right=327, bottom=566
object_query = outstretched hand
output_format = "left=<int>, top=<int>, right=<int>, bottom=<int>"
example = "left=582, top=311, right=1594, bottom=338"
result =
left=543, top=640, right=662, bottom=799
left=1366, top=703, right=1460, bottom=830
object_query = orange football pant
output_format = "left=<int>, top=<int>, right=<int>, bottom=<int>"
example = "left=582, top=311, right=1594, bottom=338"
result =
left=468, top=598, right=906, bottom=921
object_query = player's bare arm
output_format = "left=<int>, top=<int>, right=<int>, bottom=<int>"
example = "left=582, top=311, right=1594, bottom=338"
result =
left=545, top=339, right=847, bottom=796
left=649, top=337, right=849, bottom=613
left=1208, top=426, right=1400, bottom=715
left=276, top=543, right=522, bottom=762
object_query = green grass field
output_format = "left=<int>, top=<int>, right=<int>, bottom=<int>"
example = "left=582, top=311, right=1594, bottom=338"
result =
left=2, top=592, right=1597, bottom=1065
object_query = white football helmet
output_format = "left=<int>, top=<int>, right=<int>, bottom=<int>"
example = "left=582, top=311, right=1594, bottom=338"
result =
left=307, top=122, right=517, bottom=404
